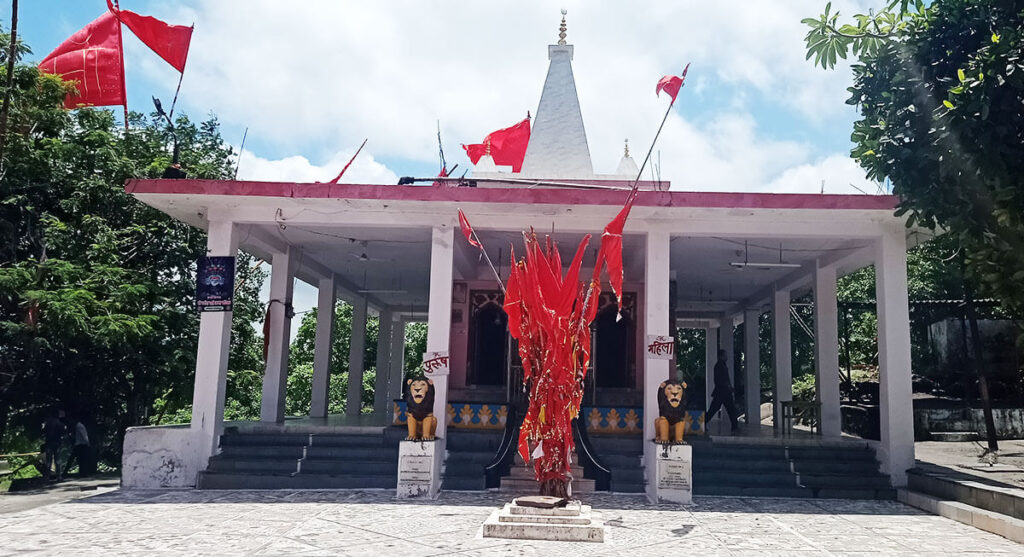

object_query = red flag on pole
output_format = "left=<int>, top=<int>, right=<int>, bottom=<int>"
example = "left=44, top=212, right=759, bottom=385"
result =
left=462, top=117, right=531, bottom=172
left=655, top=63, right=691, bottom=103
left=109, top=1, right=193, bottom=73
left=457, top=209, right=482, bottom=249
left=39, top=12, right=126, bottom=108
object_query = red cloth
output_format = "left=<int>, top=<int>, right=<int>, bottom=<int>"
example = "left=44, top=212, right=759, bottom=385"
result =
left=462, top=118, right=531, bottom=172
left=592, top=190, right=636, bottom=312
left=108, top=0, right=192, bottom=72
left=39, top=12, right=125, bottom=108
left=655, top=62, right=691, bottom=103
left=457, top=209, right=482, bottom=249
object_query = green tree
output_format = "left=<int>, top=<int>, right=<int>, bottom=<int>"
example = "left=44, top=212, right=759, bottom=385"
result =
left=803, top=0, right=1024, bottom=324
left=0, top=32, right=264, bottom=463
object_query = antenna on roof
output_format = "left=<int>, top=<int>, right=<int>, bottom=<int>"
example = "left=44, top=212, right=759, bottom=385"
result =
left=233, top=127, right=248, bottom=180
left=437, top=120, right=447, bottom=174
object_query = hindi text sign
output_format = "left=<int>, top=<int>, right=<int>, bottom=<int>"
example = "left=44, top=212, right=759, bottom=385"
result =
left=422, top=351, right=450, bottom=377
left=646, top=335, right=675, bottom=360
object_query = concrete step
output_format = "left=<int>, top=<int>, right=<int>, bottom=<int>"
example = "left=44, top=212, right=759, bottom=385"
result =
left=446, top=430, right=504, bottom=452
left=442, top=475, right=487, bottom=491
left=899, top=488, right=1024, bottom=543
left=444, top=460, right=486, bottom=477
left=587, top=435, right=643, bottom=454
left=446, top=451, right=495, bottom=465
left=219, top=433, right=309, bottom=447
left=792, top=460, right=881, bottom=476
left=695, top=470, right=798, bottom=487
left=695, top=484, right=815, bottom=498
left=219, top=445, right=306, bottom=459
left=787, top=447, right=877, bottom=462
left=694, top=457, right=792, bottom=473
left=499, top=477, right=595, bottom=495
left=198, top=471, right=396, bottom=490
left=207, top=458, right=299, bottom=474
left=308, top=434, right=390, bottom=448
left=798, top=474, right=891, bottom=489
left=304, top=446, right=399, bottom=460
left=601, top=454, right=643, bottom=468
left=300, top=458, right=398, bottom=475
left=693, top=445, right=788, bottom=459
left=610, top=481, right=645, bottom=493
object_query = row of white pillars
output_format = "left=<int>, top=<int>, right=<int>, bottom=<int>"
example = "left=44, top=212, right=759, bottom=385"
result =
left=643, top=231, right=672, bottom=502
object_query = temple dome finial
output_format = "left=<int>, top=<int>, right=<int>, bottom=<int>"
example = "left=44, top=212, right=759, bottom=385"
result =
left=558, top=9, right=567, bottom=45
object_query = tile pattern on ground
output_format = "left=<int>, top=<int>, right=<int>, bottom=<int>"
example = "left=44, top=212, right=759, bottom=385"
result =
left=0, top=489, right=1019, bottom=555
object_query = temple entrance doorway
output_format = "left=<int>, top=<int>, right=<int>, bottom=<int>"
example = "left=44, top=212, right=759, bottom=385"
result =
left=467, top=291, right=509, bottom=389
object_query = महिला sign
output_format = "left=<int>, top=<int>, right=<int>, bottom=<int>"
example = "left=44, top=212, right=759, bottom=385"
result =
left=422, top=351, right=450, bottom=377
left=646, top=335, right=675, bottom=359
left=196, top=256, right=235, bottom=313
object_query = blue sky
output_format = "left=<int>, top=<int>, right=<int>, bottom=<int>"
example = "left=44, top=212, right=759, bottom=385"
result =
left=5, top=0, right=880, bottom=194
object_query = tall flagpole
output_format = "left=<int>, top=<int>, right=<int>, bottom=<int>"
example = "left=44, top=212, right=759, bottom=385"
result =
left=631, top=64, right=690, bottom=196
left=167, top=24, right=193, bottom=122
left=114, top=0, right=129, bottom=132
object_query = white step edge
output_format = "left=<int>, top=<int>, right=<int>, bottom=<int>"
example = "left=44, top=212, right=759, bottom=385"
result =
left=897, top=488, right=1024, bottom=544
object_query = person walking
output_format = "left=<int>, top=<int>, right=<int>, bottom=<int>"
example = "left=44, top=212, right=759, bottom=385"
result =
left=66, top=416, right=95, bottom=476
left=705, top=349, right=740, bottom=433
left=41, top=409, right=67, bottom=480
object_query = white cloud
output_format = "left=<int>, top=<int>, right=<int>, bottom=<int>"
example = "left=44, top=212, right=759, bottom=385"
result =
left=765, top=153, right=880, bottom=194
left=136, top=0, right=875, bottom=192
left=235, top=148, right=398, bottom=184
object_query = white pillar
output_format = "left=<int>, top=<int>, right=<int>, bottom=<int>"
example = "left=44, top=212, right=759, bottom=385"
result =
left=260, top=246, right=296, bottom=423
left=772, top=289, right=793, bottom=429
left=310, top=275, right=336, bottom=419
left=813, top=262, right=842, bottom=437
left=427, top=226, right=454, bottom=439
left=191, top=220, right=238, bottom=470
left=743, top=309, right=761, bottom=426
left=346, top=297, right=369, bottom=417
left=373, top=310, right=394, bottom=415
left=876, top=231, right=914, bottom=486
left=389, top=319, right=407, bottom=402
left=643, top=231, right=671, bottom=502
left=704, top=326, right=718, bottom=415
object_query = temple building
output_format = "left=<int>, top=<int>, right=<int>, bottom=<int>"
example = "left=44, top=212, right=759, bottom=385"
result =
left=122, top=17, right=924, bottom=501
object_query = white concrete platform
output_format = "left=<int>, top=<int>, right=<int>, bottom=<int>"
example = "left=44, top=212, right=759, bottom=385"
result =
left=899, top=488, right=1024, bottom=544
left=482, top=500, right=605, bottom=543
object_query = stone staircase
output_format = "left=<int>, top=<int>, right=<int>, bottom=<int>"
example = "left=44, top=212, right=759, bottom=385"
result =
left=500, top=452, right=596, bottom=495
left=588, top=434, right=644, bottom=493
left=691, top=439, right=895, bottom=499
left=197, top=428, right=403, bottom=490
left=442, top=429, right=503, bottom=491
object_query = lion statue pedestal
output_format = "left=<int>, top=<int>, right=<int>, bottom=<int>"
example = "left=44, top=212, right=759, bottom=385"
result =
left=397, top=377, right=443, bottom=499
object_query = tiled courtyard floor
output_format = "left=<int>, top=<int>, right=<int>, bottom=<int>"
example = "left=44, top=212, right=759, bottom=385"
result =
left=0, top=489, right=1020, bottom=555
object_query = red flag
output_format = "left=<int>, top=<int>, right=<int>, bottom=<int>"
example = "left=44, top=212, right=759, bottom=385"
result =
left=458, top=209, right=482, bottom=249
left=462, top=117, right=531, bottom=172
left=432, top=166, right=448, bottom=188
left=593, top=194, right=635, bottom=311
left=655, top=63, right=691, bottom=103
left=108, top=0, right=192, bottom=73
left=39, top=12, right=125, bottom=108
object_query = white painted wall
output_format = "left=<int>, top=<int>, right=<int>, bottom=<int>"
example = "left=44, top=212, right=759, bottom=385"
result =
left=122, top=426, right=200, bottom=488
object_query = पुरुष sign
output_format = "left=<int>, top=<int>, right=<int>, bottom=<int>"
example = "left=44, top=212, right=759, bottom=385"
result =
left=646, top=335, right=675, bottom=359
left=421, top=351, right=450, bottom=376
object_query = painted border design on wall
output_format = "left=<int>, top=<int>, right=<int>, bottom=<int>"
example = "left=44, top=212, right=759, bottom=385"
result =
left=583, top=407, right=705, bottom=436
left=392, top=401, right=508, bottom=430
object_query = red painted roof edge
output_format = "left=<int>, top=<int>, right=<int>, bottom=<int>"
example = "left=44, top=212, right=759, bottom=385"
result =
left=124, top=179, right=899, bottom=211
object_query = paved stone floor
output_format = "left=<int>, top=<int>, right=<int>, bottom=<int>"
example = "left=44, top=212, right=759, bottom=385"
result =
left=0, top=489, right=1020, bottom=556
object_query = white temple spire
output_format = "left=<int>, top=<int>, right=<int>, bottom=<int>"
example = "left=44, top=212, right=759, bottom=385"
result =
left=518, top=9, right=594, bottom=179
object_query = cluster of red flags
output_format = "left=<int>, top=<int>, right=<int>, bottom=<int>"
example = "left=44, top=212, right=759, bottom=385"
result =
left=462, top=117, right=531, bottom=173
left=39, top=1, right=193, bottom=109
left=456, top=177, right=635, bottom=492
